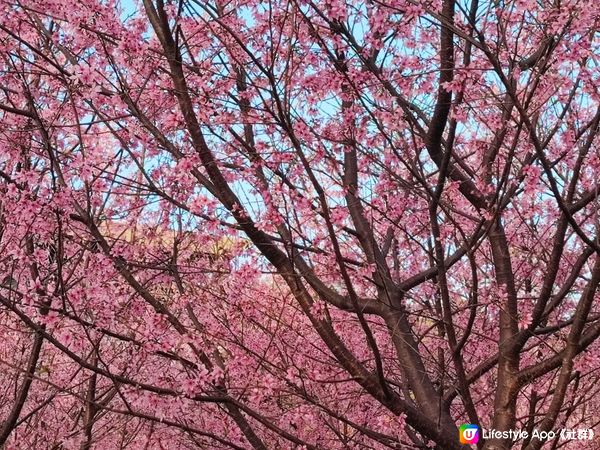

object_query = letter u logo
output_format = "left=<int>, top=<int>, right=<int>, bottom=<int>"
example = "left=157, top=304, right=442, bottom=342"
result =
left=459, top=424, right=479, bottom=444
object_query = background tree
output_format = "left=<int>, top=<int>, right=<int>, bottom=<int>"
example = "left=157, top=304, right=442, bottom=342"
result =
left=1, top=0, right=600, bottom=449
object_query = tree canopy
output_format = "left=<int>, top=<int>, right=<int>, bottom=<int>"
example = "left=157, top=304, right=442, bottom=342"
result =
left=1, top=0, right=600, bottom=449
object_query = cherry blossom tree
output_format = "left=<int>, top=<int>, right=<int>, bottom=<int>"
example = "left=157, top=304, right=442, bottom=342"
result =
left=1, top=0, right=600, bottom=449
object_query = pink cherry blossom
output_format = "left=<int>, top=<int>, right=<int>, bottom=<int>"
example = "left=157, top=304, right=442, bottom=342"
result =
left=0, top=1, right=600, bottom=449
